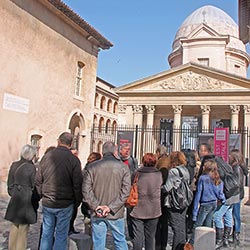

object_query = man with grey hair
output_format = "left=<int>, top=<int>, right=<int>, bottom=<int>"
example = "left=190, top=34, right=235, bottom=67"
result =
left=119, top=142, right=138, bottom=239
left=5, top=144, right=38, bottom=250
left=82, top=141, right=131, bottom=250
left=36, top=132, right=82, bottom=250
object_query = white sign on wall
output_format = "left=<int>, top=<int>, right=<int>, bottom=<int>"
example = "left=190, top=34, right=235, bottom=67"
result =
left=3, top=93, right=30, bottom=114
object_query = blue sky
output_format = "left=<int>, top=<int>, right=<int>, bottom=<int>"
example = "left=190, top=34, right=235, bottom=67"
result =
left=63, top=0, right=238, bottom=86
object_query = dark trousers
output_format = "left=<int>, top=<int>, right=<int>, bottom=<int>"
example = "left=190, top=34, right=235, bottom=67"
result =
left=69, top=205, right=78, bottom=232
left=168, top=208, right=187, bottom=250
left=155, top=206, right=169, bottom=250
left=131, top=216, right=159, bottom=250
left=126, top=207, right=134, bottom=239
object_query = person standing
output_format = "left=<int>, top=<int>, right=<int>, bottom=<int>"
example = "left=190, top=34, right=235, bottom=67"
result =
left=35, top=132, right=82, bottom=250
left=155, top=145, right=170, bottom=250
left=5, top=144, right=39, bottom=250
left=119, top=143, right=138, bottom=239
left=130, top=153, right=162, bottom=250
left=184, top=159, right=225, bottom=250
left=162, top=151, right=190, bottom=250
left=82, top=141, right=131, bottom=250
left=229, top=149, right=248, bottom=247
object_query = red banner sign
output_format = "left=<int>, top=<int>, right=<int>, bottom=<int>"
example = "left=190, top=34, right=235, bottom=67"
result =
left=214, top=127, right=229, bottom=162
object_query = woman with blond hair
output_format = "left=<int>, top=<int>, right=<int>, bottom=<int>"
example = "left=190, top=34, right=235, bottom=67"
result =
left=162, top=151, right=190, bottom=250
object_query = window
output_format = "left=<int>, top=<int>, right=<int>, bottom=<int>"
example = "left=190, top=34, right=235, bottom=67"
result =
left=31, top=134, right=42, bottom=160
left=234, top=64, right=240, bottom=74
left=198, top=58, right=209, bottom=67
left=75, top=61, right=84, bottom=96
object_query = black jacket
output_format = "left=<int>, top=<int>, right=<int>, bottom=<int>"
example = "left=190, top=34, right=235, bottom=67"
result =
left=35, top=146, right=82, bottom=208
left=5, top=159, right=38, bottom=224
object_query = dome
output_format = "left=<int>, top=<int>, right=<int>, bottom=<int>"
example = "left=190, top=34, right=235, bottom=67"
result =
left=172, top=5, right=239, bottom=51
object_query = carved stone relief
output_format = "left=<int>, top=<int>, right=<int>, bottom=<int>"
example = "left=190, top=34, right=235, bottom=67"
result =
left=200, top=105, right=211, bottom=113
left=132, top=105, right=143, bottom=113
left=118, top=105, right=127, bottom=113
left=172, top=105, right=182, bottom=113
left=145, top=105, right=155, bottom=113
left=230, top=105, right=240, bottom=114
left=160, top=71, right=240, bottom=91
left=243, top=105, right=250, bottom=114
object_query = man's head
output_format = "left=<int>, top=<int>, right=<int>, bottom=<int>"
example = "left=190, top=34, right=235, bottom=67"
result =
left=156, top=144, right=167, bottom=158
left=199, top=143, right=211, bottom=158
left=102, top=141, right=117, bottom=155
left=119, top=143, right=131, bottom=158
left=58, top=132, right=73, bottom=148
left=21, top=144, right=37, bottom=161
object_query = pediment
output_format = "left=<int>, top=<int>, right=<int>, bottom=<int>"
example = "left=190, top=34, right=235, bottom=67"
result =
left=115, top=64, right=250, bottom=93
left=186, top=23, right=220, bottom=39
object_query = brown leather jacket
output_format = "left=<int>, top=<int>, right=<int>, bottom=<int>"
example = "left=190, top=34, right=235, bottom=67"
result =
left=82, top=152, right=131, bottom=219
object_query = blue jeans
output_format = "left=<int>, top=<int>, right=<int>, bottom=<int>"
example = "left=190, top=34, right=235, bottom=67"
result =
left=233, top=200, right=242, bottom=233
left=213, top=203, right=233, bottom=229
left=40, top=204, right=73, bottom=250
left=190, top=202, right=217, bottom=244
left=91, top=217, right=128, bottom=250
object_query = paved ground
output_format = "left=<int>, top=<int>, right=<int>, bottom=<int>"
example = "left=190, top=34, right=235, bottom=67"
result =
left=1, top=188, right=250, bottom=250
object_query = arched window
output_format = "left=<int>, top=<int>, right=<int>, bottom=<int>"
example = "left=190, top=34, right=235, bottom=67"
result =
left=30, top=134, right=42, bottom=159
left=107, top=99, right=112, bottom=112
left=93, top=115, right=98, bottom=127
left=99, top=117, right=104, bottom=132
left=100, top=96, right=106, bottom=110
left=94, top=93, right=99, bottom=107
left=112, top=121, right=117, bottom=134
left=105, top=119, right=111, bottom=134
left=113, top=102, right=118, bottom=114
left=75, top=61, right=84, bottom=96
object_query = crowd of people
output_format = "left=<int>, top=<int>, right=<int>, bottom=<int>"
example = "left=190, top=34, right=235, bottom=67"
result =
left=4, top=131, right=249, bottom=250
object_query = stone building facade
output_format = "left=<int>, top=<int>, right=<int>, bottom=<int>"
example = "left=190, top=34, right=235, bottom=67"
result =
left=0, top=0, right=112, bottom=195
left=115, top=5, right=250, bottom=160
left=92, top=77, right=118, bottom=153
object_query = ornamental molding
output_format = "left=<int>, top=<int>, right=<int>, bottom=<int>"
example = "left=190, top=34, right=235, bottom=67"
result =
left=172, top=105, right=182, bottom=113
left=118, top=105, right=127, bottom=112
left=159, top=72, right=240, bottom=91
left=200, top=105, right=211, bottom=113
left=132, top=105, right=143, bottom=113
left=230, top=105, right=240, bottom=113
left=145, top=105, right=155, bottom=113
left=243, top=105, right=250, bottom=113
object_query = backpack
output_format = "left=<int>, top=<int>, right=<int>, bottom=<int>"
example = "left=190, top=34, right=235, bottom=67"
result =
left=168, top=167, right=193, bottom=210
left=214, top=156, right=240, bottom=199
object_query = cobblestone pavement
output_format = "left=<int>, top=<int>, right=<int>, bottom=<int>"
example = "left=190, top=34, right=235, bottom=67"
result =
left=1, top=188, right=250, bottom=250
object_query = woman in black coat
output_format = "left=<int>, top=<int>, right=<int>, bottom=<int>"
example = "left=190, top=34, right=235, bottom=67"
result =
left=5, top=144, right=39, bottom=250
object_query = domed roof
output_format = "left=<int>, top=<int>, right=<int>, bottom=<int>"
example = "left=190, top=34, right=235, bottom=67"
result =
left=172, top=5, right=239, bottom=51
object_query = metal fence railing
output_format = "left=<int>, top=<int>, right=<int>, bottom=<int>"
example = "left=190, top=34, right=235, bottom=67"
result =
left=91, top=125, right=250, bottom=163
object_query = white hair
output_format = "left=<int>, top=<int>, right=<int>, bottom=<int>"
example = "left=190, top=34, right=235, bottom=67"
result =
left=20, top=144, right=37, bottom=161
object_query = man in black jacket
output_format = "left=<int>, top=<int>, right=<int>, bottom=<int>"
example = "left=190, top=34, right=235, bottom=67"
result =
left=35, top=132, right=82, bottom=250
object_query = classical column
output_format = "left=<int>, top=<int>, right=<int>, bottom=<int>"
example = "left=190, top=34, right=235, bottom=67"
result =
left=230, top=105, right=240, bottom=130
left=145, top=105, right=156, bottom=153
left=132, top=105, right=143, bottom=126
left=200, top=105, right=211, bottom=131
left=118, top=104, right=127, bottom=125
left=243, top=105, right=250, bottom=129
left=172, top=105, right=182, bottom=151
left=145, top=105, right=155, bottom=127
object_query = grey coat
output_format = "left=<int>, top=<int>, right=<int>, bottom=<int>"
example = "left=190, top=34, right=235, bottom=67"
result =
left=82, top=152, right=131, bottom=220
left=5, top=159, right=38, bottom=224
left=162, top=165, right=190, bottom=208
left=130, top=167, right=162, bottom=219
